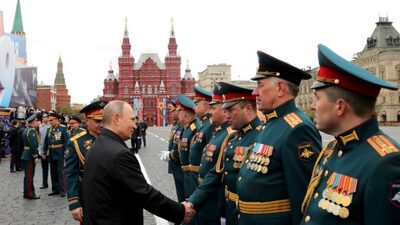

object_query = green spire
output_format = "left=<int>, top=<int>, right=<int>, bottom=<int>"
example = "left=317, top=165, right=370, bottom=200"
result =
left=54, top=56, right=66, bottom=85
left=11, top=0, right=24, bottom=35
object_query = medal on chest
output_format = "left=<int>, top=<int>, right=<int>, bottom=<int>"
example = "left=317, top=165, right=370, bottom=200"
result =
left=246, top=143, right=273, bottom=174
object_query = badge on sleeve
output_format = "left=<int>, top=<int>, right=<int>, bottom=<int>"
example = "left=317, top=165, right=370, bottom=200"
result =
left=390, top=180, right=400, bottom=208
left=298, top=142, right=315, bottom=162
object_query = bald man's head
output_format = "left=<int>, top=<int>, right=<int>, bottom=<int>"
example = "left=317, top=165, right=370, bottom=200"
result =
left=102, top=100, right=135, bottom=141
left=103, top=100, right=128, bottom=126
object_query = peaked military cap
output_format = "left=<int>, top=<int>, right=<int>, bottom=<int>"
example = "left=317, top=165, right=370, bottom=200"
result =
left=209, top=83, right=224, bottom=105
left=219, top=82, right=256, bottom=109
left=177, top=95, right=195, bottom=113
left=69, top=115, right=81, bottom=124
left=252, top=51, right=311, bottom=86
left=26, top=113, right=37, bottom=123
left=311, top=44, right=398, bottom=98
left=80, top=100, right=108, bottom=120
left=49, top=111, right=61, bottom=120
left=194, top=85, right=212, bottom=103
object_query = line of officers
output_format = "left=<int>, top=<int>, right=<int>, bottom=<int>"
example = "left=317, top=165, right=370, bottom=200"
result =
left=161, top=44, right=400, bottom=225
left=20, top=44, right=400, bottom=225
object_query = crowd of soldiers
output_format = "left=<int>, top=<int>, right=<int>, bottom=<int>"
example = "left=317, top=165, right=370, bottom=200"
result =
left=161, top=44, right=400, bottom=225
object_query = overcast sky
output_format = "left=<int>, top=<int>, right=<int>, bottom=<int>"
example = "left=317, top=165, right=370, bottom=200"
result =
left=2, top=0, right=400, bottom=104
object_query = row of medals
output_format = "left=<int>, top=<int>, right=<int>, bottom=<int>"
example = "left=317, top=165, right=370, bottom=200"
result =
left=232, top=153, right=244, bottom=169
left=204, top=148, right=215, bottom=162
left=318, top=188, right=352, bottom=218
left=245, top=153, right=269, bottom=174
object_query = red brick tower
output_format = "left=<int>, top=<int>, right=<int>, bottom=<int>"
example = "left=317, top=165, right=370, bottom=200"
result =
left=54, top=56, right=71, bottom=109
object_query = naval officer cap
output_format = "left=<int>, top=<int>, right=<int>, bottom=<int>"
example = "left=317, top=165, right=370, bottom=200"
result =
left=209, top=83, right=224, bottom=105
left=311, top=44, right=398, bottom=98
left=176, top=95, right=195, bottom=113
left=26, top=113, right=38, bottom=123
left=251, top=51, right=311, bottom=86
left=80, top=100, right=108, bottom=120
left=219, top=82, right=256, bottom=109
left=193, top=85, right=212, bottom=104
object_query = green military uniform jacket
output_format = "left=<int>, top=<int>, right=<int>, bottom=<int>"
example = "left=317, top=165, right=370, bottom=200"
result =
left=301, top=118, right=400, bottom=225
left=68, top=127, right=84, bottom=139
left=179, top=118, right=201, bottom=198
left=43, top=124, right=68, bottom=160
left=186, top=114, right=215, bottom=195
left=197, top=121, right=231, bottom=223
left=65, top=129, right=96, bottom=210
left=168, top=123, right=184, bottom=174
left=189, top=117, right=262, bottom=225
left=21, top=125, right=39, bottom=161
left=237, top=100, right=322, bottom=225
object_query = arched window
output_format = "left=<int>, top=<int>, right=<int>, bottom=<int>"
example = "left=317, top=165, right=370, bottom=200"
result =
left=380, top=66, right=386, bottom=80
left=154, top=85, right=158, bottom=93
left=396, top=64, right=400, bottom=80
left=124, top=84, right=129, bottom=94
left=171, top=84, right=177, bottom=94
left=142, top=85, right=145, bottom=94
left=148, top=85, right=152, bottom=94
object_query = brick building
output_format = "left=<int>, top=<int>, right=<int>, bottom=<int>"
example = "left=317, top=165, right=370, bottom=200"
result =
left=101, top=19, right=196, bottom=126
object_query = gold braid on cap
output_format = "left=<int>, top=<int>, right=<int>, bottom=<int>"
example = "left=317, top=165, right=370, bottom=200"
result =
left=256, top=70, right=281, bottom=76
left=316, top=77, right=340, bottom=85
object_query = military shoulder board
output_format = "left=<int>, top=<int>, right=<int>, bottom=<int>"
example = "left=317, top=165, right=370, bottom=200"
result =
left=367, top=135, right=400, bottom=157
left=283, top=113, right=303, bottom=128
left=70, top=130, right=87, bottom=142
left=256, top=125, right=262, bottom=131
left=190, top=123, right=196, bottom=131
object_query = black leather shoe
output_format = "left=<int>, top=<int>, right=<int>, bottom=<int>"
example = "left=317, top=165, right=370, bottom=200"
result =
left=60, top=193, right=66, bottom=197
left=10, top=169, right=16, bottom=173
left=48, top=192, right=60, bottom=196
left=39, top=185, right=48, bottom=189
left=24, top=195, right=40, bottom=199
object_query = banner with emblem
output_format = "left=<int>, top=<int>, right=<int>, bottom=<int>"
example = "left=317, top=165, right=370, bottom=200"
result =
left=156, top=97, right=167, bottom=127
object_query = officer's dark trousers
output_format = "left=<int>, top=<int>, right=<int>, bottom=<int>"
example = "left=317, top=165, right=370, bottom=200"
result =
left=130, top=138, right=139, bottom=153
left=41, top=157, right=49, bottom=187
left=10, top=150, right=21, bottom=171
left=22, top=159, right=36, bottom=198
left=50, top=159, right=65, bottom=194
left=142, top=135, right=146, bottom=147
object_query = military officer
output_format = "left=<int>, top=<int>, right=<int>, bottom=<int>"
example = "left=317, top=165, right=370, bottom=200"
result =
left=175, top=95, right=201, bottom=202
left=196, top=83, right=233, bottom=225
left=186, top=86, right=215, bottom=199
left=21, top=113, right=40, bottom=199
left=68, top=115, right=83, bottom=138
left=43, top=112, right=68, bottom=197
left=236, top=51, right=322, bottom=225
left=300, top=44, right=400, bottom=225
left=160, top=98, right=185, bottom=225
left=187, top=82, right=262, bottom=225
left=65, top=100, right=108, bottom=223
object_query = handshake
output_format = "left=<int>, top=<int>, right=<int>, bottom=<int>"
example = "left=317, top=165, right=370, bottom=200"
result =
left=182, top=201, right=196, bottom=223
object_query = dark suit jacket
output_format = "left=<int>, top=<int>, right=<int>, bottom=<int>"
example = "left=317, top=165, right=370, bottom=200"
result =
left=83, top=128, right=184, bottom=225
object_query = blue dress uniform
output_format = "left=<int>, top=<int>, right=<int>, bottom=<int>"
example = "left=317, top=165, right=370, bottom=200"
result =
left=300, top=44, right=400, bottom=225
left=21, top=114, right=40, bottom=199
left=189, top=82, right=261, bottom=225
left=65, top=100, right=108, bottom=213
left=43, top=112, right=68, bottom=196
left=236, top=51, right=322, bottom=225
left=176, top=95, right=201, bottom=200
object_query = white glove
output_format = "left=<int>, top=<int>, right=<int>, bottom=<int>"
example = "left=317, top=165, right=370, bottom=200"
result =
left=159, top=151, right=171, bottom=162
left=220, top=217, right=226, bottom=225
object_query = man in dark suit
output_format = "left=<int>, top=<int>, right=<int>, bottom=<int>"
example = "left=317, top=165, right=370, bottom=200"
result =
left=83, top=100, right=194, bottom=225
